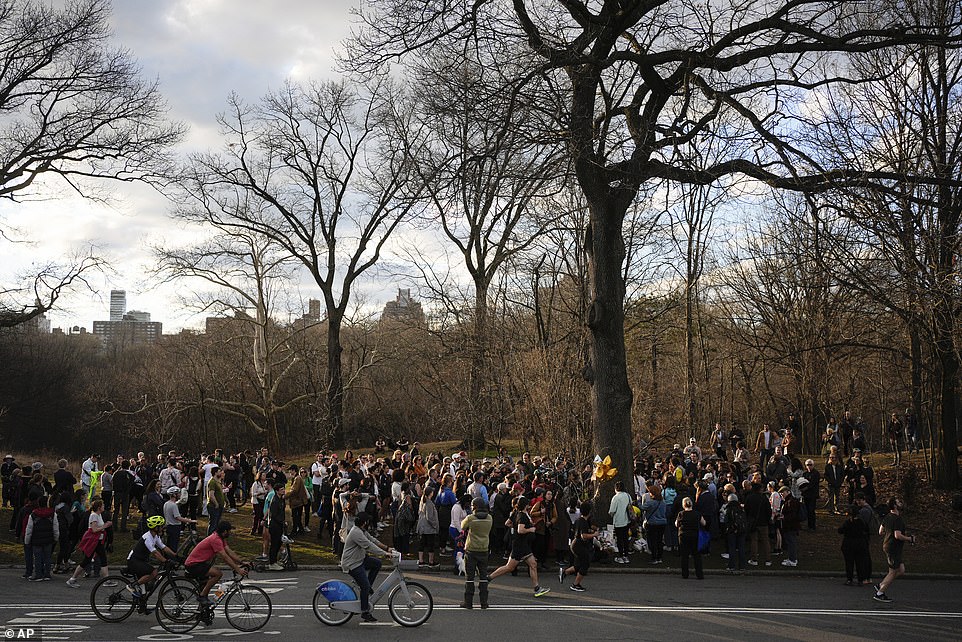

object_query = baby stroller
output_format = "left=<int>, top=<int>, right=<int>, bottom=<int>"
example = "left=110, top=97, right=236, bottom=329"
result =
left=253, top=532, right=299, bottom=572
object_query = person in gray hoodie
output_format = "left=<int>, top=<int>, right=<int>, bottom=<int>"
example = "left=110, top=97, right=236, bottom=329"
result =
left=340, top=513, right=392, bottom=623
left=416, top=486, right=439, bottom=569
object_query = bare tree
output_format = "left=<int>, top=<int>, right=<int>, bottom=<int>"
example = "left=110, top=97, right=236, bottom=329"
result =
left=811, top=0, right=962, bottom=486
left=347, top=0, right=960, bottom=492
left=171, top=79, right=427, bottom=447
left=154, top=232, right=313, bottom=452
left=0, top=0, right=184, bottom=325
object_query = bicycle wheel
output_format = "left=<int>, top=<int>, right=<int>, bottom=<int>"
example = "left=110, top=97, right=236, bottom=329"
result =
left=225, top=585, right=272, bottom=632
left=90, top=575, right=136, bottom=623
left=388, top=581, right=433, bottom=627
left=156, top=578, right=201, bottom=634
left=312, top=590, right=353, bottom=626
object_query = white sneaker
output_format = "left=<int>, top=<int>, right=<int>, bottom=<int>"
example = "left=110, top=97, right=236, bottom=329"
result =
left=267, top=563, right=284, bottom=571
left=781, top=560, right=797, bottom=567
left=720, top=553, right=730, bottom=559
left=747, top=560, right=758, bottom=566
left=227, top=508, right=238, bottom=513
left=66, top=578, right=80, bottom=588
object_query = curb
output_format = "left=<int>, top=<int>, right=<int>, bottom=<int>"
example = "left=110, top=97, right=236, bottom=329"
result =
left=2, top=564, right=957, bottom=581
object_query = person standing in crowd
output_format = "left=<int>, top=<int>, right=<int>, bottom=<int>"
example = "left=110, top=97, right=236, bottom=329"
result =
left=460, top=497, right=492, bottom=609
left=52, top=460, right=76, bottom=497
left=416, top=486, right=440, bottom=569
left=904, top=407, right=920, bottom=453
left=840, top=410, right=855, bottom=457
left=778, top=486, right=800, bottom=567
left=489, top=496, right=550, bottom=597
left=745, top=478, right=772, bottom=567
left=675, top=496, right=706, bottom=580
left=722, top=493, right=748, bottom=572
left=80, top=454, right=98, bottom=498
left=839, top=505, right=870, bottom=586
left=887, top=412, right=904, bottom=466
left=755, top=424, right=776, bottom=467
left=206, top=466, right=226, bottom=535
left=250, top=471, right=268, bottom=536
left=163, top=486, right=195, bottom=553
left=608, top=481, right=632, bottom=564
left=710, top=423, right=729, bottom=461
left=288, top=466, right=309, bottom=537
left=874, top=497, right=916, bottom=603
left=801, top=459, right=820, bottom=530
left=310, top=453, right=328, bottom=518
left=265, top=483, right=287, bottom=571
left=25, top=495, right=58, bottom=581
left=641, top=486, right=667, bottom=565
left=824, top=453, right=845, bottom=515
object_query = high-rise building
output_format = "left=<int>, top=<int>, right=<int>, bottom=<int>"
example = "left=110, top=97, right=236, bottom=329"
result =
left=380, top=288, right=425, bottom=325
left=308, top=298, right=321, bottom=321
left=125, top=310, right=151, bottom=322
left=93, top=319, right=162, bottom=346
left=109, top=290, right=126, bottom=322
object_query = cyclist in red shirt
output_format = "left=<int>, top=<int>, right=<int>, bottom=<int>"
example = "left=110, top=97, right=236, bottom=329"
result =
left=184, top=521, right=247, bottom=603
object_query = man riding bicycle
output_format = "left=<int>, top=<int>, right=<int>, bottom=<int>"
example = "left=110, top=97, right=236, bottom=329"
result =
left=125, top=515, right=179, bottom=612
left=183, top=521, right=247, bottom=605
left=340, top=512, right=393, bottom=622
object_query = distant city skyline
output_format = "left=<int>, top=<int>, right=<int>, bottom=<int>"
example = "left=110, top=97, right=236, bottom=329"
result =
left=1, top=1, right=407, bottom=334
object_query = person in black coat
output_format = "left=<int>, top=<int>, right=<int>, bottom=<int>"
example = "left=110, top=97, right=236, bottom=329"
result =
left=801, top=459, right=821, bottom=530
left=838, top=504, right=870, bottom=585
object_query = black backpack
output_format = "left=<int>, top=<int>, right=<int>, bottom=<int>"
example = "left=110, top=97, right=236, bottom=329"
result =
left=727, top=503, right=749, bottom=535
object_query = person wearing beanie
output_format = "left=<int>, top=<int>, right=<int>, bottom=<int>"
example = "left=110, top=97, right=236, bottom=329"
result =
left=459, top=497, right=493, bottom=609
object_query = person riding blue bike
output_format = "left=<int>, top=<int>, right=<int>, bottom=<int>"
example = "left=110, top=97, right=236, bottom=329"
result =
left=125, top=515, right=179, bottom=613
left=340, top=512, right=394, bottom=622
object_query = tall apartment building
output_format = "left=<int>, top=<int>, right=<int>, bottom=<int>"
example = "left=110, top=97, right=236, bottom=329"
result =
left=109, top=290, right=126, bottom=322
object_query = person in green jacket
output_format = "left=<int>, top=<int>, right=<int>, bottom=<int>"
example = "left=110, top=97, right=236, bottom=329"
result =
left=460, top=497, right=493, bottom=609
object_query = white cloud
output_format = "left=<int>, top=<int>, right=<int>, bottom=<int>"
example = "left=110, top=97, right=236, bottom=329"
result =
left=2, top=1, right=360, bottom=331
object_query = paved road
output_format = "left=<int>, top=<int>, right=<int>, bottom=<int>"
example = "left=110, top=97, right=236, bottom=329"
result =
left=0, top=568, right=959, bottom=641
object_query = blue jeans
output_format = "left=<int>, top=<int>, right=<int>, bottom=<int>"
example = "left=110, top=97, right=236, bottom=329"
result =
left=725, top=532, right=746, bottom=570
left=166, top=525, right=182, bottom=554
left=32, top=544, right=52, bottom=578
left=783, top=529, right=798, bottom=563
left=207, top=505, right=223, bottom=535
left=348, top=556, right=382, bottom=614
left=23, top=545, right=33, bottom=578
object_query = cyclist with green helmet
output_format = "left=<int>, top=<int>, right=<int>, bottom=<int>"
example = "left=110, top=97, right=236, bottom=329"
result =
left=126, top=515, right=178, bottom=600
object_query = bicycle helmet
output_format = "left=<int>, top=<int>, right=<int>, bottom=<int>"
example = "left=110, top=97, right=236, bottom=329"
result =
left=147, top=515, right=165, bottom=530
left=167, top=486, right=181, bottom=496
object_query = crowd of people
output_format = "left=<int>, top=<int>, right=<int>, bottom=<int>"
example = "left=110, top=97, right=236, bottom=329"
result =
left=0, top=415, right=918, bottom=611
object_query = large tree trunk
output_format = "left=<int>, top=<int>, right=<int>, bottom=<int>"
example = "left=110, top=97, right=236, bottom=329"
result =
left=933, top=302, right=960, bottom=488
left=584, top=198, right=635, bottom=507
left=326, top=314, right=345, bottom=449
left=466, top=282, right=489, bottom=451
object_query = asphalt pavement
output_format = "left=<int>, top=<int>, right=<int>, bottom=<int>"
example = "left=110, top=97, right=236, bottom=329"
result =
left=0, top=567, right=959, bottom=641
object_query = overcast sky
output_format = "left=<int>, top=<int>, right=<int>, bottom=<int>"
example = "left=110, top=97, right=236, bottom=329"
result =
left=1, top=0, right=418, bottom=332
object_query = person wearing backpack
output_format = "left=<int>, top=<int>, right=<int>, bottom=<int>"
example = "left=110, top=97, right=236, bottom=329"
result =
left=723, top=493, right=748, bottom=572
left=54, top=492, right=74, bottom=573
left=25, top=495, right=59, bottom=580
left=111, top=461, right=133, bottom=531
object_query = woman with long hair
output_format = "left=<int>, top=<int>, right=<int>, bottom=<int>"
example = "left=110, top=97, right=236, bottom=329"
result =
left=416, top=486, right=439, bottom=568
